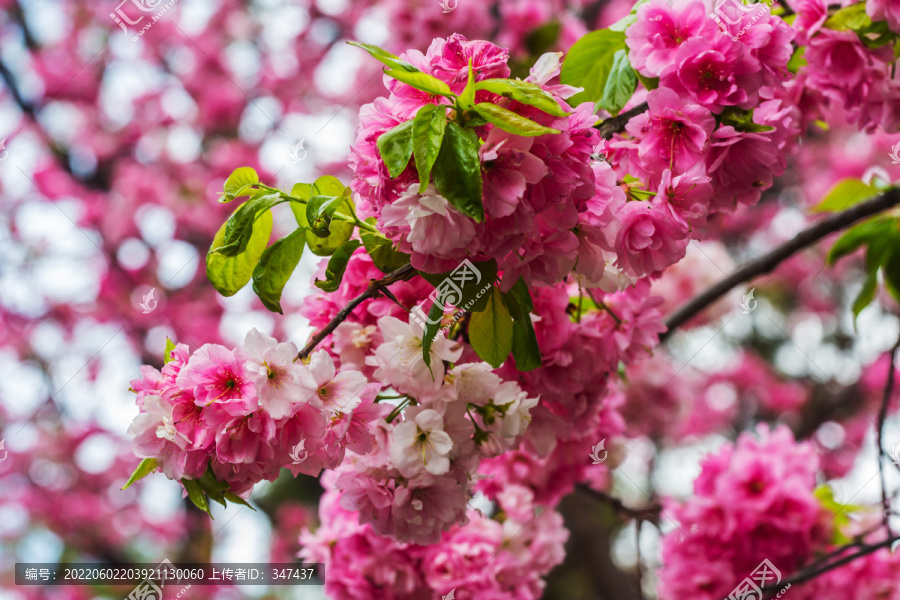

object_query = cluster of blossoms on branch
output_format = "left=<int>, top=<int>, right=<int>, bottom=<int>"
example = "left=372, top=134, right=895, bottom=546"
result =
left=117, top=0, right=900, bottom=597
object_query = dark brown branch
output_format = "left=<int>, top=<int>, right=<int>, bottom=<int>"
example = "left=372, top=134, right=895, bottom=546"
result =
left=761, top=535, right=900, bottom=594
left=597, top=102, right=649, bottom=140
left=577, top=485, right=662, bottom=526
left=661, top=188, right=900, bottom=341
left=297, top=263, right=417, bottom=359
left=877, top=331, right=900, bottom=533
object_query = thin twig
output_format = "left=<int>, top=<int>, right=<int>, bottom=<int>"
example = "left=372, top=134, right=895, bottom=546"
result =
left=297, top=263, right=416, bottom=359
left=661, top=188, right=900, bottom=341
left=877, top=331, right=900, bottom=534
left=761, top=535, right=900, bottom=593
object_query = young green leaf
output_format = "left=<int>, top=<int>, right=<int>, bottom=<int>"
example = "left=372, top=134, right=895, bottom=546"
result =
left=121, top=458, right=158, bottom=490
left=347, top=41, right=420, bottom=73
left=826, top=217, right=894, bottom=265
left=385, top=69, right=455, bottom=98
left=181, top=478, right=212, bottom=517
left=474, top=79, right=569, bottom=117
left=812, top=178, right=879, bottom=212
left=207, top=208, right=273, bottom=296
left=418, top=259, right=498, bottom=313
left=377, top=119, right=415, bottom=179
left=458, top=61, right=476, bottom=109
left=315, top=239, right=362, bottom=293
left=251, top=228, right=307, bottom=314
left=599, top=49, right=638, bottom=115
left=412, top=104, right=447, bottom=191
left=164, top=338, right=177, bottom=364
left=421, top=301, right=446, bottom=370
left=222, top=166, right=259, bottom=201
left=223, top=491, right=255, bottom=509
left=468, top=286, right=514, bottom=368
left=823, top=2, right=870, bottom=31
left=306, top=194, right=345, bottom=238
left=360, top=228, right=411, bottom=273
left=214, top=194, right=281, bottom=257
left=473, top=102, right=561, bottom=136
left=432, top=122, right=484, bottom=222
left=559, top=29, right=627, bottom=107
left=502, top=278, right=541, bottom=371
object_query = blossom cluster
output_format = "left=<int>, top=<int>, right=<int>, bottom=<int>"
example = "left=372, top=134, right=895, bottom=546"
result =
left=300, top=480, right=568, bottom=600
left=350, top=34, right=643, bottom=288
left=128, top=331, right=385, bottom=495
left=658, top=425, right=833, bottom=599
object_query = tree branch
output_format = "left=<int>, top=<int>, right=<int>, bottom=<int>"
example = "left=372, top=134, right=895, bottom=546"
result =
left=297, top=263, right=417, bottom=359
left=597, top=102, right=649, bottom=140
left=661, top=188, right=900, bottom=341
left=877, top=330, right=900, bottom=533
left=761, top=535, right=900, bottom=594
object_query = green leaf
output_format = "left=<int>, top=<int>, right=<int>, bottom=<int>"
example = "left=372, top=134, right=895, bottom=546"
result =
left=207, top=208, right=273, bottom=297
left=823, top=2, right=870, bottom=31
left=421, top=301, right=446, bottom=370
left=306, top=194, right=348, bottom=238
left=814, top=484, right=860, bottom=544
left=164, top=338, right=176, bottom=364
left=599, top=49, right=638, bottom=115
left=199, top=465, right=230, bottom=492
left=222, top=167, right=259, bottom=201
left=385, top=69, right=455, bottom=98
left=719, top=107, right=775, bottom=133
left=468, top=286, right=514, bottom=368
left=812, top=178, right=879, bottom=212
left=827, top=217, right=894, bottom=265
left=559, top=29, right=626, bottom=107
left=458, top=61, right=476, bottom=109
left=787, top=46, right=807, bottom=74
left=214, top=194, right=281, bottom=257
left=182, top=478, right=212, bottom=517
left=377, top=120, right=415, bottom=179
left=502, top=278, right=541, bottom=371
left=251, top=228, right=307, bottom=314
left=635, top=71, right=659, bottom=91
left=432, top=122, right=484, bottom=222
left=473, top=102, right=561, bottom=136
left=315, top=240, right=362, bottom=293
left=121, top=458, right=158, bottom=490
left=412, top=104, right=448, bottom=191
left=289, top=177, right=356, bottom=256
left=223, top=491, right=255, bottom=509
left=360, top=228, right=411, bottom=273
left=854, top=235, right=892, bottom=318
left=881, top=246, right=900, bottom=305
left=347, top=41, right=421, bottom=73
left=474, top=79, right=569, bottom=117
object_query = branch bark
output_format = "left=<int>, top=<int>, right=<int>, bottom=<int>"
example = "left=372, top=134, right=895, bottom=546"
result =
left=297, top=263, right=417, bottom=359
left=597, top=102, right=649, bottom=140
left=661, top=188, right=900, bottom=341
left=877, top=331, right=900, bottom=533
left=577, top=485, right=662, bottom=526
